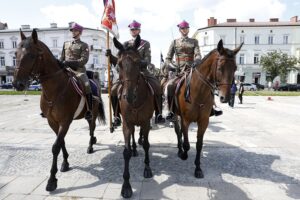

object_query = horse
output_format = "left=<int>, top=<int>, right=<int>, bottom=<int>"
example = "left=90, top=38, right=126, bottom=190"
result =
left=113, top=35, right=155, bottom=198
left=166, top=40, right=243, bottom=178
left=13, top=29, right=106, bottom=192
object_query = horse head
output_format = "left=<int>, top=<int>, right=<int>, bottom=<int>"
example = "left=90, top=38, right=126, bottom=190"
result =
left=13, top=29, right=44, bottom=91
left=214, top=39, right=243, bottom=103
left=113, top=35, right=142, bottom=104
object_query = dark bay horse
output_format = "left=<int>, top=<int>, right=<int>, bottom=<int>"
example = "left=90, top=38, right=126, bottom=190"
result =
left=113, top=35, right=154, bottom=198
left=169, top=40, right=243, bottom=178
left=13, top=29, right=106, bottom=192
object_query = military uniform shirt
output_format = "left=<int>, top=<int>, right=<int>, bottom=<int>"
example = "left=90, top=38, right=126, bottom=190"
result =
left=60, top=39, right=89, bottom=73
left=165, top=36, right=201, bottom=71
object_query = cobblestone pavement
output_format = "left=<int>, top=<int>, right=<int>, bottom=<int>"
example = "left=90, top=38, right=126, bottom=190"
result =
left=0, top=94, right=300, bottom=200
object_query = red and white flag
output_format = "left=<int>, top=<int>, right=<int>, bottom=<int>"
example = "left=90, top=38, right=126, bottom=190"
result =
left=101, top=0, right=119, bottom=38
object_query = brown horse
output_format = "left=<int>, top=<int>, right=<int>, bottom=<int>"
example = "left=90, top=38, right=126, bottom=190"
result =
left=113, top=35, right=154, bottom=198
left=13, top=29, right=106, bottom=192
left=168, top=40, right=243, bottom=178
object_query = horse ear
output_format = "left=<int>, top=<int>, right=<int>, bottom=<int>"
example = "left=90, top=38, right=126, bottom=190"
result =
left=20, top=29, right=26, bottom=40
left=113, top=37, right=124, bottom=51
left=233, top=42, right=244, bottom=55
left=32, top=29, right=38, bottom=44
left=133, top=35, right=141, bottom=50
left=217, top=39, right=224, bottom=55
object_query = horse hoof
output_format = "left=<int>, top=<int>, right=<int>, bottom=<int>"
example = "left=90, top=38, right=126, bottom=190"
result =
left=138, top=138, right=143, bottom=146
left=180, top=152, right=188, bottom=160
left=144, top=166, right=153, bottom=178
left=132, top=150, right=138, bottom=157
left=87, top=147, right=94, bottom=154
left=60, top=161, right=70, bottom=172
left=121, top=182, right=132, bottom=198
left=92, top=136, right=97, bottom=144
left=194, top=168, right=204, bottom=178
left=46, top=178, right=57, bottom=192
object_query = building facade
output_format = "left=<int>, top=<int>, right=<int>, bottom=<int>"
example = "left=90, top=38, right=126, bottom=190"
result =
left=0, top=22, right=118, bottom=84
left=193, top=16, right=300, bottom=85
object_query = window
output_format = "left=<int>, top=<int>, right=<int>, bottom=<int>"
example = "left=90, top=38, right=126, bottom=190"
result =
left=283, top=35, right=288, bottom=44
left=0, top=40, right=4, bottom=49
left=12, top=41, right=17, bottom=48
left=93, top=55, right=98, bottom=65
left=268, top=35, right=273, bottom=45
left=254, top=36, right=259, bottom=45
left=52, top=39, right=57, bottom=48
left=0, top=56, right=5, bottom=66
left=203, top=37, right=208, bottom=46
left=239, top=54, right=245, bottom=64
left=254, top=53, right=259, bottom=64
left=12, top=56, right=16, bottom=66
left=240, top=35, right=245, bottom=44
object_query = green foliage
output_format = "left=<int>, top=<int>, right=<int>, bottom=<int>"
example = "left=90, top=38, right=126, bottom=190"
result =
left=260, top=51, right=299, bottom=83
left=0, top=91, right=41, bottom=95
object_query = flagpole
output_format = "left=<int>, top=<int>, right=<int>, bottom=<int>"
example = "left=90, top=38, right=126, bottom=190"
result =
left=106, top=30, right=114, bottom=133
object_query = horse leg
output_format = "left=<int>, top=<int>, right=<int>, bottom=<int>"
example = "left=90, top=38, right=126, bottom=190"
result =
left=194, top=118, right=209, bottom=178
left=174, top=117, right=183, bottom=158
left=87, top=118, right=97, bottom=154
left=46, top=123, right=70, bottom=191
left=60, top=140, right=70, bottom=172
left=141, top=121, right=153, bottom=178
left=131, top=130, right=138, bottom=157
left=121, top=122, right=133, bottom=198
left=138, top=128, right=143, bottom=145
left=180, top=119, right=190, bottom=161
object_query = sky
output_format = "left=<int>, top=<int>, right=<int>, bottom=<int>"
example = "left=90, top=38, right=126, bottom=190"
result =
left=1, top=0, right=300, bottom=67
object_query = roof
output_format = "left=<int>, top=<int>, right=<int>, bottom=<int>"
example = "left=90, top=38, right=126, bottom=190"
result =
left=0, top=27, right=105, bottom=34
left=198, top=21, right=300, bottom=31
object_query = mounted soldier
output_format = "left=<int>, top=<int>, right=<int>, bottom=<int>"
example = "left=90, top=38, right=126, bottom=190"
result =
left=163, top=20, right=222, bottom=120
left=106, top=20, right=165, bottom=126
left=59, top=22, right=93, bottom=120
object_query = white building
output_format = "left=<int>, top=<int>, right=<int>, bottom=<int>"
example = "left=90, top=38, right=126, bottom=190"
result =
left=0, top=22, right=118, bottom=84
left=193, top=16, right=300, bottom=85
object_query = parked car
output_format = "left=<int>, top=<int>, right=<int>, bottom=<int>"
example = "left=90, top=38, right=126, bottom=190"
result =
left=242, top=83, right=257, bottom=91
left=28, top=84, right=42, bottom=91
left=1, top=82, right=14, bottom=89
left=277, top=83, right=300, bottom=91
left=252, top=83, right=265, bottom=90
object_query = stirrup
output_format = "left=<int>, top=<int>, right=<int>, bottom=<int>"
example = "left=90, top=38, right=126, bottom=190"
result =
left=113, top=116, right=121, bottom=126
left=166, top=112, right=175, bottom=121
left=155, top=114, right=166, bottom=124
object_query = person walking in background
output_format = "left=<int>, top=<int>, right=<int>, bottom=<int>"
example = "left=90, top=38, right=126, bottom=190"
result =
left=238, top=82, right=245, bottom=104
left=229, top=80, right=237, bottom=108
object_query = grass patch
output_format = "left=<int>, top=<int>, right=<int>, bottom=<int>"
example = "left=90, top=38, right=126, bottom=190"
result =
left=0, top=90, right=41, bottom=95
left=243, top=90, right=300, bottom=96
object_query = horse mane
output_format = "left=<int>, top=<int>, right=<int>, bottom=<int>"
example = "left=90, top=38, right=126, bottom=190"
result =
left=197, top=47, right=235, bottom=67
left=36, top=38, right=57, bottom=61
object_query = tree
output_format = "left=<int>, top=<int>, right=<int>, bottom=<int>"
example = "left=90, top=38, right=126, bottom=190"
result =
left=260, top=51, right=299, bottom=83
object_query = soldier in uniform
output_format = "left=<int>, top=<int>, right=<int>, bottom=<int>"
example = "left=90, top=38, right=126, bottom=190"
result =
left=163, top=20, right=222, bottom=120
left=60, top=22, right=93, bottom=120
left=106, top=20, right=165, bottom=126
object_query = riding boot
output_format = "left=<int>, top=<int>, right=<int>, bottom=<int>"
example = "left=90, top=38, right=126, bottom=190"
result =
left=111, top=95, right=121, bottom=126
left=166, top=95, right=175, bottom=121
left=85, top=93, right=93, bottom=120
left=154, top=95, right=165, bottom=124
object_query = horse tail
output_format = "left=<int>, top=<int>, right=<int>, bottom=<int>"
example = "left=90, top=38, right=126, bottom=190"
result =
left=97, top=96, right=106, bottom=125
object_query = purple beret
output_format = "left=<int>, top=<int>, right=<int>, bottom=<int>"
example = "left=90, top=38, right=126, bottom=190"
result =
left=128, top=20, right=141, bottom=29
left=70, top=23, right=83, bottom=32
left=177, top=20, right=190, bottom=28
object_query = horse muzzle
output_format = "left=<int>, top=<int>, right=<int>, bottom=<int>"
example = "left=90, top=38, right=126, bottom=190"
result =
left=12, top=80, right=26, bottom=91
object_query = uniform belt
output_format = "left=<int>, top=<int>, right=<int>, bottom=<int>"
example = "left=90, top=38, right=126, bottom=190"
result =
left=176, top=57, right=194, bottom=62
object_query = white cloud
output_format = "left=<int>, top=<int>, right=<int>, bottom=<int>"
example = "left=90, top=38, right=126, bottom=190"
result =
left=40, top=4, right=99, bottom=28
left=40, top=0, right=287, bottom=66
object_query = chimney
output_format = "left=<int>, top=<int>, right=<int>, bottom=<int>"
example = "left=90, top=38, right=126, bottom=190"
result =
left=226, top=18, right=236, bottom=23
left=21, top=25, right=30, bottom=29
left=269, top=18, right=279, bottom=22
left=249, top=18, right=255, bottom=22
left=207, top=17, right=217, bottom=26
left=290, top=16, right=298, bottom=22
left=50, top=23, right=57, bottom=28
left=0, top=22, right=8, bottom=30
